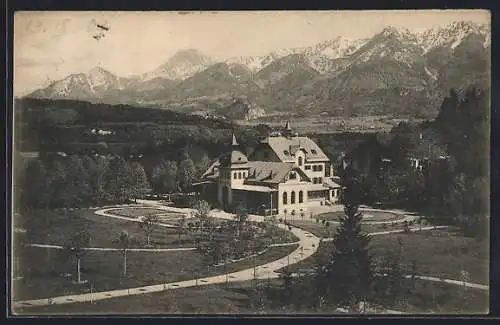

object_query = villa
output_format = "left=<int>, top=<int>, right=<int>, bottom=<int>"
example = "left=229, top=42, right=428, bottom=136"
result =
left=195, top=122, right=342, bottom=216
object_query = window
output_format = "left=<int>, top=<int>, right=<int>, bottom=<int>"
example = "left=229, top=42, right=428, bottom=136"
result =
left=311, top=149, right=317, bottom=155
left=318, top=165, right=323, bottom=172
left=243, top=172, right=246, bottom=178
left=283, top=192, right=288, bottom=205
left=233, top=172, right=237, bottom=179
left=238, top=172, right=242, bottom=179
left=289, top=172, right=296, bottom=180
left=318, top=177, right=323, bottom=184
left=283, top=150, right=290, bottom=156
left=305, top=165, right=311, bottom=170
left=299, top=191, right=303, bottom=203
left=298, top=156, right=303, bottom=166
left=291, top=191, right=296, bottom=204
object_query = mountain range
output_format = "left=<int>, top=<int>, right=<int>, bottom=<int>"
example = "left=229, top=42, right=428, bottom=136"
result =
left=26, top=21, right=490, bottom=120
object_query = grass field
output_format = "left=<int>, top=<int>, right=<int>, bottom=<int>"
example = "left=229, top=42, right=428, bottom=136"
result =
left=287, top=220, right=407, bottom=238
left=279, top=228, right=489, bottom=285
left=15, top=276, right=488, bottom=315
left=287, top=220, right=338, bottom=238
left=14, top=243, right=298, bottom=301
left=21, top=209, right=297, bottom=249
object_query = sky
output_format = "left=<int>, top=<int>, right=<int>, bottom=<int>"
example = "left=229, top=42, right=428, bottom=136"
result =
left=14, top=10, right=490, bottom=96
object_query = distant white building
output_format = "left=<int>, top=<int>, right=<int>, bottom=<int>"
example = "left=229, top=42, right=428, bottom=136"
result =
left=196, top=122, right=342, bottom=215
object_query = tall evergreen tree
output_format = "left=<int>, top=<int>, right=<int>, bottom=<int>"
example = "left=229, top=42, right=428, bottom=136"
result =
left=317, top=168, right=373, bottom=309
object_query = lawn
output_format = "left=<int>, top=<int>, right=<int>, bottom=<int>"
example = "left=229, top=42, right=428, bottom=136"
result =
left=21, top=209, right=182, bottom=248
left=20, top=209, right=297, bottom=249
left=287, top=220, right=406, bottom=238
left=287, top=220, right=338, bottom=238
left=369, top=228, right=489, bottom=285
left=279, top=228, right=489, bottom=285
left=13, top=244, right=298, bottom=301
left=15, top=276, right=488, bottom=315
left=392, top=279, right=489, bottom=314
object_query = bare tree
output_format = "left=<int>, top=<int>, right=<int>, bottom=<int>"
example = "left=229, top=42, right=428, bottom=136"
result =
left=64, top=230, right=91, bottom=284
left=138, top=214, right=159, bottom=247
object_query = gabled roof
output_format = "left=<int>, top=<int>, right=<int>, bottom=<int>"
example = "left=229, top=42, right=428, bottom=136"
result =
left=265, top=136, right=329, bottom=162
left=245, top=161, right=310, bottom=184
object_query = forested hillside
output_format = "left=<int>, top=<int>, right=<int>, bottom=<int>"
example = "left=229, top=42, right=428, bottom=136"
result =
left=341, top=87, right=489, bottom=237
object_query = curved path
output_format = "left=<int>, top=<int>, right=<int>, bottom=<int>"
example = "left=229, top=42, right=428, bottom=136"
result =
left=317, top=208, right=419, bottom=225
left=14, top=201, right=487, bottom=311
left=25, top=243, right=197, bottom=252
left=321, top=225, right=449, bottom=242
left=94, top=207, right=184, bottom=228
left=14, top=216, right=320, bottom=309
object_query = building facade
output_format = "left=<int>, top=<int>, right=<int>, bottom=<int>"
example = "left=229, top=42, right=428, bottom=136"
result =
left=197, top=122, right=342, bottom=216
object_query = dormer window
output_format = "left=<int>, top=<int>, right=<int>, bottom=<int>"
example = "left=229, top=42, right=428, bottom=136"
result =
left=298, top=156, right=303, bottom=166
left=284, top=150, right=290, bottom=156
left=289, top=172, right=297, bottom=180
left=311, top=149, right=317, bottom=155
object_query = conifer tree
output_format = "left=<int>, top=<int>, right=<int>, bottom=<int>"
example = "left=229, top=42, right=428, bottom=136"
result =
left=318, top=168, right=374, bottom=309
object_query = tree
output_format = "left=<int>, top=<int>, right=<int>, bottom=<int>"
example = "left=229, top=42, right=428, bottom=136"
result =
left=234, top=203, right=249, bottom=238
left=104, top=156, right=133, bottom=203
left=192, top=200, right=212, bottom=241
left=177, top=158, right=196, bottom=193
left=196, top=154, right=211, bottom=178
left=64, top=230, right=91, bottom=284
left=45, top=158, right=71, bottom=208
left=113, top=230, right=136, bottom=276
left=317, top=169, right=374, bottom=309
left=129, top=162, right=151, bottom=201
left=151, top=160, right=178, bottom=194
left=177, top=215, right=187, bottom=244
left=18, top=159, right=50, bottom=210
left=84, top=155, right=109, bottom=205
left=65, top=155, right=93, bottom=207
left=138, top=214, right=159, bottom=247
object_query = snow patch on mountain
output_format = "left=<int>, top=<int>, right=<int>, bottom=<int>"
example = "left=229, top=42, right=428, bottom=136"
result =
left=417, top=21, right=490, bottom=54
